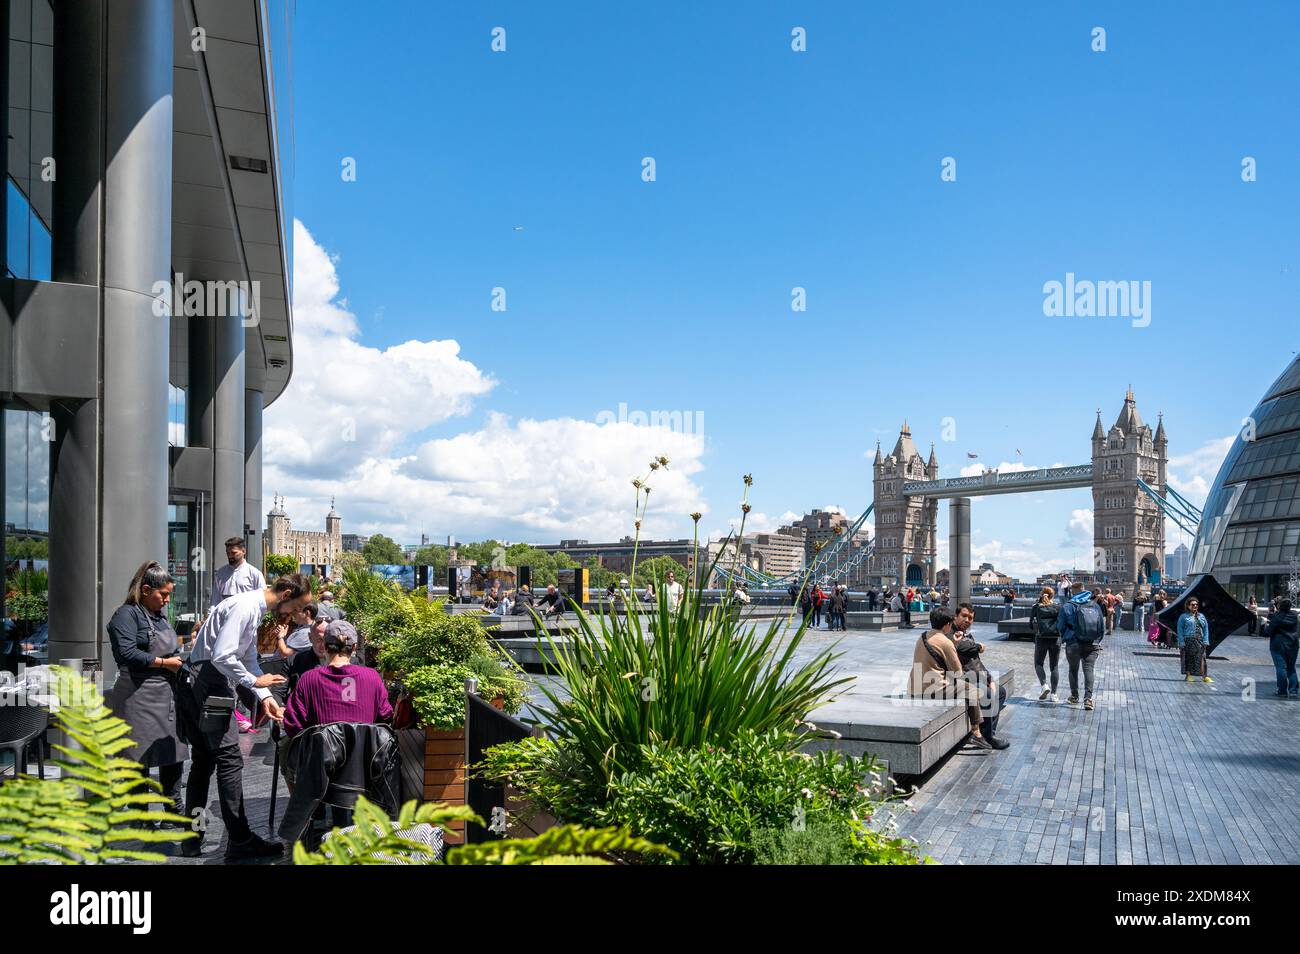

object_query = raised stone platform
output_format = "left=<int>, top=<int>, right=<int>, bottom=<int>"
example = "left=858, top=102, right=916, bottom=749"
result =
left=805, top=669, right=1015, bottom=776
left=998, top=617, right=1035, bottom=640
left=852, top=610, right=902, bottom=631
left=790, top=626, right=1016, bottom=776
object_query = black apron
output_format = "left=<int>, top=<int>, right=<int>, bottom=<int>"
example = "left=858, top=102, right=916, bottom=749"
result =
left=107, top=605, right=189, bottom=767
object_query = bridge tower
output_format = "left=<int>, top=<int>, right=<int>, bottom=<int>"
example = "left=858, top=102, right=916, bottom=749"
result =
left=872, top=422, right=939, bottom=588
left=1090, top=390, right=1167, bottom=592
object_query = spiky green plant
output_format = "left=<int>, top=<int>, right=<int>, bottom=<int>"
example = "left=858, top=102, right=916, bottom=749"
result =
left=0, top=667, right=194, bottom=864
left=531, top=537, right=852, bottom=788
left=292, top=796, right=674, bottom=866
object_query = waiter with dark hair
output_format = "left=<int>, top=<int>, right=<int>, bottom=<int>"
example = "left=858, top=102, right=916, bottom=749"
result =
left=178, top=573, right=312, bottom=860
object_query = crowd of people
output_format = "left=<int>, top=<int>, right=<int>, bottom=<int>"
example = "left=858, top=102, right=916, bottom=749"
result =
left=907, top=579, right=1290, bottom=754
left=103, top=537, right=390, bottom=861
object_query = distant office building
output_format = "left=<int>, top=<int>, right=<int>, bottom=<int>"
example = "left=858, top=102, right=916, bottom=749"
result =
left=746, top=529, right=807, bottom=578
left=341, top=533, right=368, bottom=553
left=706, top=527, right=807, bottom=584
left=265, top=497, right=342, bottom=566
left=1164, top=543, right=1190, bottom=581
left=785, top=509, right=871, bottom=585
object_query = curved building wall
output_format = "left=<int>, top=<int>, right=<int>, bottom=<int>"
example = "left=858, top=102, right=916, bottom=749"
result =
left=1191, top=356, right=1300, bottom=601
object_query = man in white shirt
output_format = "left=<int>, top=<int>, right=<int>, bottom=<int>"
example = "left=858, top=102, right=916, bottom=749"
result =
left=180, top=573, right=311, bottom=860
left=211, top=536, right=267, bottom=609
left=664, top=571, right=684, bottom=611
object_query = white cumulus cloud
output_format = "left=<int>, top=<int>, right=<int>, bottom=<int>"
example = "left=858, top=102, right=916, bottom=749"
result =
left=265, top=221, right=708, bottom=543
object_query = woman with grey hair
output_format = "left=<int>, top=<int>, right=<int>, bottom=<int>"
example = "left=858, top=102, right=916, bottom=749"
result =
left=106, top=560, right=189, bottom=821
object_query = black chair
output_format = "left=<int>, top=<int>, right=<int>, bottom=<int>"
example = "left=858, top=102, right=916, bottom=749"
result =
left=0, top=692, right=49, bottom=779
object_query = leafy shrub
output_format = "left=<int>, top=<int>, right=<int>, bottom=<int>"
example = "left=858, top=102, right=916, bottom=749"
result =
left=403, top=665, right=479, bottom=730
left=374, top=592, right=525, bottom=730
left=0, top=667, right=192, bottom=863
left=263, top=553, right=299, bottom=579
left=378, top=609, right=479, bottom=674
left=292, top=795, right=675, bottom=866
left=6, top=592, right=47, bottom=622
left=479, top=729, right=925, bottom=865
left=338, top=566, right=406, bottom=654
left=752, top=822, right=861, bottom=865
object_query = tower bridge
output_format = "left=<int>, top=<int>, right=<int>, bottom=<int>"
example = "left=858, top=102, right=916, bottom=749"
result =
left=722, top=391, right=1187, bottom=604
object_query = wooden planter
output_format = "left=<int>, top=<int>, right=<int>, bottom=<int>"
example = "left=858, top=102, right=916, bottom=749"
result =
left=398, top=726, right=466, bottom=843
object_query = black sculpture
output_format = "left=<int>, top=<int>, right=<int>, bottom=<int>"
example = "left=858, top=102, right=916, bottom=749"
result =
left=1156, top=574, right=1254, bottom=657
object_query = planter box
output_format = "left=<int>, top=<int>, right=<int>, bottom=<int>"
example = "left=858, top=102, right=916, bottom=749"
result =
left=398, top=726, right=467, bottom=843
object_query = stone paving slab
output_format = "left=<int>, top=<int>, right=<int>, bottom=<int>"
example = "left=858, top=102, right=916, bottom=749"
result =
left=877, top=623, right=1300, bottom=864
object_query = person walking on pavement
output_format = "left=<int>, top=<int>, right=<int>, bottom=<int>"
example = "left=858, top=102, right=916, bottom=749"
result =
left=1058, top=583, right=1105, bottom=711
left=1028, top=586, right=1062, bottom=702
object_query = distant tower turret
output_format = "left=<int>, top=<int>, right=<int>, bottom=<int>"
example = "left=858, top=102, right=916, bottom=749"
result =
left=872, top=422, right=938, bottom=587
left=1091, top=390, right=1166, bottom=589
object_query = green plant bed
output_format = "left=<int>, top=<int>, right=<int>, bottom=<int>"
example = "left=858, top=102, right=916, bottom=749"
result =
left=480, top=729, right=927, bottom=865
left=341, top=577, right=526, bottom=731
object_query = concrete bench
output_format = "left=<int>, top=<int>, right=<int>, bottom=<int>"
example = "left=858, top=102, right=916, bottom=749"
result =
left=997, top=617, right=1035, bottom=640
left=805, top=669, right=1015, bottom=777
left=850, top=611, right=902, bottom=632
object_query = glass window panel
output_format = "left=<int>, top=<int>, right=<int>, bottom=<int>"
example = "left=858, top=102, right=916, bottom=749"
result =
left=4, top=408, right=51, bottom=535
left=6, top=179, right=30, bottom=277
left=27, top=208, right=50, bottom=280
left=1265, top=359, right=1300, bottom=402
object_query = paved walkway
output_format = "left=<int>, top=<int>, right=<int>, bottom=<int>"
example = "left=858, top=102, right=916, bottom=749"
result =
left=881, top=623, right=1300, bottom=864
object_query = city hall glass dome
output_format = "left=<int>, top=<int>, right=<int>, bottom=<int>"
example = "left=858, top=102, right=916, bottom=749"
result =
left=1190, top=356, right=1300, bottom=601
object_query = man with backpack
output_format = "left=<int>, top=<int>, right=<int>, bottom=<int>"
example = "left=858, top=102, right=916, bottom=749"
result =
left=1057, top=583, right=1105, bottom=710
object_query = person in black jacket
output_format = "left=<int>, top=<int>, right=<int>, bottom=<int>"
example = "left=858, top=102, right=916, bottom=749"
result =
left=952, top=602, right=1009, bottom=749
left=1265, top=599, right=1299, bottom=697
left=1028, top=586, right=1062, bottom=702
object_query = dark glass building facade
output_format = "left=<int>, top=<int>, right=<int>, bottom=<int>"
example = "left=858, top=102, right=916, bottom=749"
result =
left=1190, top=357, right=1300, bottom=602
left=2, top=0, right=295, bottom=674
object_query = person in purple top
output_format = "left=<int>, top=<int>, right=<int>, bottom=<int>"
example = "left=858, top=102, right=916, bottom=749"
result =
left=283, top=621, right=393, bottom=737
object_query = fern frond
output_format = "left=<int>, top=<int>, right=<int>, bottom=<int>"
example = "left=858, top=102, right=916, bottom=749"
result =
left=444, top=824, right=676, bottom=865
left=0, top=667, right=193, bottom=863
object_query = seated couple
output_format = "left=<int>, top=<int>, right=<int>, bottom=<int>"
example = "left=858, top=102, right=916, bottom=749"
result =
left=908, top=606, right=1009, bottom=753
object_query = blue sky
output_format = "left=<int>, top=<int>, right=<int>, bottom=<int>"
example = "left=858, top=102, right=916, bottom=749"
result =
left=269, top=0, right=1300, bottom=577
